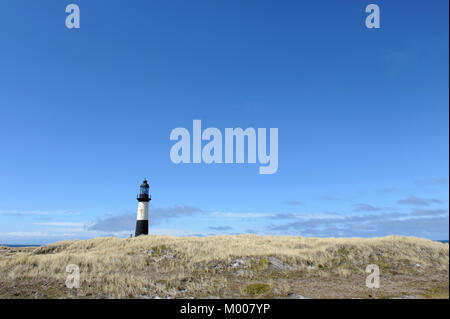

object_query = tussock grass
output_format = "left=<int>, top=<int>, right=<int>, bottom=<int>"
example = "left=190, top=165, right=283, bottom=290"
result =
left=245, top=283, right=271, bottom=296
left=0, top=235, right=448, bottom=299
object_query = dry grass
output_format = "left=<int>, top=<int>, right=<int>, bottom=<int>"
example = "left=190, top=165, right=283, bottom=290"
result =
left=0, top=235, right=448, bottom=299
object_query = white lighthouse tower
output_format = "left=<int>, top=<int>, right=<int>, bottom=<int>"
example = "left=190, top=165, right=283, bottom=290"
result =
left=135, top=179, right=151, bottom=237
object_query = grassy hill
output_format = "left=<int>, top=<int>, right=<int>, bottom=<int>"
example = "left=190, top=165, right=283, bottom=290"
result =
left=0, top=235, right=448, bottom=299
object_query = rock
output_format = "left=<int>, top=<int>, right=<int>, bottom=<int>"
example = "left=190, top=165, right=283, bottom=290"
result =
left=306, top=261, right=315, bottom=270
left=286, top=293, right=313, bottom=299
left=231, top=258, right=246, bottom=268
left=268, top=256, right=294, bottom=271
left=153, top=295, right=162, bottom=299
left=213, top=264, right=224, bottom=272
left=391, top=295, right=423, bottom=299
left=233, top=269, right=247, bottom=277
left=414, top=263, right=423, bottom=268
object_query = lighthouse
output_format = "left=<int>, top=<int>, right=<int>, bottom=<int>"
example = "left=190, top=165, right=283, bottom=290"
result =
left=135, top=179, right=151, bottom=237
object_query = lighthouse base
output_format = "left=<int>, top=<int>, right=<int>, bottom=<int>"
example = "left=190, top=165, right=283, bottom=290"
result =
left=135, top=220, right=148, bottom=237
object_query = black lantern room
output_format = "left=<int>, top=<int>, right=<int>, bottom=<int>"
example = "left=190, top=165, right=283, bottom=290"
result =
left=137, top=179, right=151, bottom=202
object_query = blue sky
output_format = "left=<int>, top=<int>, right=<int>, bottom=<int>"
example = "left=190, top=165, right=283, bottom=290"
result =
left=0, top=0, right=448, bottom=244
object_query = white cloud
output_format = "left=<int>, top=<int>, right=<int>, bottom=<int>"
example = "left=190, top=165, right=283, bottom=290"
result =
left=210, top=211, right=275, bottom=219
left=36, top=222, right=87, bottom=227
left=0, top=210, right=79, bottom=217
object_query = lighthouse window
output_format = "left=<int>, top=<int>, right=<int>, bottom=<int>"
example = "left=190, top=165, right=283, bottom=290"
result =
left=140, top=186, right=149, bottom=194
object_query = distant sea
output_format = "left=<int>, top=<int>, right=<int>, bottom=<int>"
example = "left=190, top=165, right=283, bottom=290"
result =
left=1, top=240, right=449, bottom=247
left=1, top=244, right=41, bottom=247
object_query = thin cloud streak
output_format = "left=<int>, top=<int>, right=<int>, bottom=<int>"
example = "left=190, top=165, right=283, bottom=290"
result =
left=397, top=196, right=443, bottom=206
left=268, top=209, right=449, bottom=239
left=89, top=205, right=204, bottom=232
left=353, top=203, right=381, bottom=212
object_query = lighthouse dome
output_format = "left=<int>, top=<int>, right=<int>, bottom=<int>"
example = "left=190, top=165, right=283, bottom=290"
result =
left=138, top=179, right=150, bottom=201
